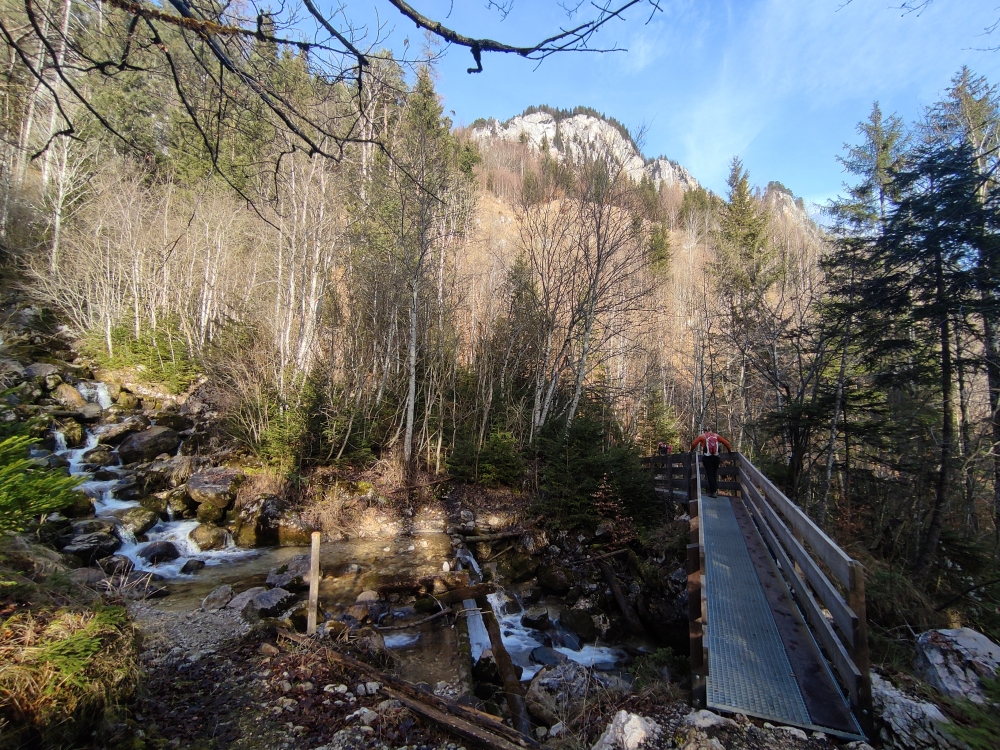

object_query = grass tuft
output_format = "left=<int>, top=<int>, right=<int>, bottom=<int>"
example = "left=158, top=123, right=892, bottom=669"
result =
left=0, top=605, right=141, bottom=748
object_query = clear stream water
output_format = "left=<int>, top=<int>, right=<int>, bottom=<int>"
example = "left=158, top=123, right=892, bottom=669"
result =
left=54, top=383, right=628, bottom=684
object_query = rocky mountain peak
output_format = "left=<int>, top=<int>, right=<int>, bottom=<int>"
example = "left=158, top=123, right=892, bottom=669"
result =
left=470, top=106, right=699, bottom=192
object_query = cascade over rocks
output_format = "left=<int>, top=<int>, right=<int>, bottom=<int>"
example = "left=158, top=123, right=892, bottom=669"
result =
left=119, top=426, right=181, bottom=464
left=914, top=627, right=1000, bottom=704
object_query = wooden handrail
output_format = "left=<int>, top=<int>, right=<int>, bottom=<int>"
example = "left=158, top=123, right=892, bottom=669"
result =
left=650, top=450, right=871, bottom=734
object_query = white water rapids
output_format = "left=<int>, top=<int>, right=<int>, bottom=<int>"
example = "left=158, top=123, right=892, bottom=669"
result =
left=54, top=382, right=253, bottom=577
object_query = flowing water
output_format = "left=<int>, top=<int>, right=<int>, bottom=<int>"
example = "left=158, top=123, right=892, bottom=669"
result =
left=52, top=383, right=631, bottom=686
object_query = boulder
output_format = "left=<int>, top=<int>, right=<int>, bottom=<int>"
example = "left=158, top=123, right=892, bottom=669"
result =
left=872, top=672, right=961, bottom=750
left=150, top=410, right=191, bottom=431
left=537, top=564, right=574, bottom=595
left=26, top=362, right=60, bottom=379
left=180, top=559, right=205, bottom=575
left=531, top=646, right=568, bottom=666
left=137, top=540, right=180, bottom=564
left=560, top=631, right=583, bottom=651
left=232, top=494, right=284, bottom=547
left=266, top=555, right=312, bottom=590
left=118, top=426, right=181, bottom=464
left=78, top=402, right=103, bottom=422
left=189, top=523, right=229, bottom=551
left=275, top=511, right=318, bottom=546
left=139, top=494, right=170, bottom=517
left=496, top=552, right=539, bottom=583
left=914, top=627, right=1000, bottom=704
left=591, top=711, right=660, bottom=750
left=226, top=586, right=268, bottom=611
left=195, top=502, right=224, bottom=524
left=71, top=567, right=108, bottom=587
left=561, top=609, right=598, bottom=642
left=525, top=661, right=591, bottom=725
left=187, top=467, right=242, bottom=508
left=61, top=532, right=120, bottom=562
left=59, top=419, right=84, bottom=447
left=97, top=555, right=134, bottom=576
left=97, top=416, right=150, bottom=445
left=53, top=383, right=87, bottom=409
left=116, top=391, right=140, bottom=410
left=70, top=518, right=115, bottom=535
left=43, top=373, right=63, bottom=389
left=521, top=605, right=551, bottom=630
left=242, top=587, right=297, bottom=621
left=118, top=507, right=159, bottom=536
left=82, top=445, right=116, bottom=467
left=202, top=584, right=235, bottom=610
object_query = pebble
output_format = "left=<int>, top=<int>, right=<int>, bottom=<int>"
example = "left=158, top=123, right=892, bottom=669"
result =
left=279, top=680, right=292, bottom=693
left=366, top=681, right=382, bottom=694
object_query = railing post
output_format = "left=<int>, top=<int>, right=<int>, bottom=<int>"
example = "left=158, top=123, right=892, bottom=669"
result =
left=848, top=560, right=873, bottom=737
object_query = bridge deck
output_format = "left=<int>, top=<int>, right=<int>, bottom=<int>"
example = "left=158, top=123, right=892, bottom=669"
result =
left=701, top=494, right=863, bottom=739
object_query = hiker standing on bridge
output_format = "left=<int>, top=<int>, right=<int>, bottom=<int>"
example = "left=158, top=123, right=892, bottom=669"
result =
left=691, top=427, right=732, bottom=498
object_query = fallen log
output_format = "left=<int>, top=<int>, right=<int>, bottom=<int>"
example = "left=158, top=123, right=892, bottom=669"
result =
left=277, top=629, right=538, bottom=749
left=475, top=595, right=532, bottom=736
left=426, top=583, right=496, bottom=606
left=598, top=560, right=646, bottom=636
left=376, top=607, right=451, bottom=631
left=380, top=684, right=529, bottom=750
left=459, top=529, right=526, bottom=543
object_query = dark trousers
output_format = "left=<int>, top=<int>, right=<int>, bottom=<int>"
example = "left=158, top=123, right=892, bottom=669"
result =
left=703, top=454, right=721, bottom=495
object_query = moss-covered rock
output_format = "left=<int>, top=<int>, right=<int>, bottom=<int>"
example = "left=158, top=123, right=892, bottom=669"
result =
left=496, top=552, right=539, bottom=583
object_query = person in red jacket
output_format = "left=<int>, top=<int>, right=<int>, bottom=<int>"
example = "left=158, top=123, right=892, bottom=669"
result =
left=690, top=427, right=732, bottom=498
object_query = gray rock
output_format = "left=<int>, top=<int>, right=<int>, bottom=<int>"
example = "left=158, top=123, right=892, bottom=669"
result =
left=97, top=554, right=134, bottom=576
left=232, top=494, right=284, bottom=547
left=560, top=630, right=583, bottom=651
left=180, top=559, right=205, bottom=575
left=242, top=587, right=297, bottom=621
left=118, top=507, right=159, bottom=536
left=118, top=426, right=181, bottom=464
left=592, top=710, right=660, bottom=750
left=872, top=672, right=961, bottom=750
left=150, top=410, right=191, bottom=431
left=189, top=523, right=229, bottom=551
left=187, top=467, right=243, bottom=508
left=537, top=564, right=573, bottom=595
left=227, top=586, right=268, bottom=611
left=97, top=416, right=150, bottom=445
left=914, top=627, right=1000, bottom=704
left=521, top=605, right=551, bottom=630
left=26, top=362, right=60, bottom=378
left=43, top=373, right=63, bottom=390
left=82, top=445, right=116, bottom=466
left=202, top=584, right=235, bottom=610
left=62, top=531, right=121, bottom=562
left=531, top=646, right=568, bottom=666
left=78, top=402, right=103, bottom=422
left=53, top=383, right=87, bottom=409
left=267, top=555, right=311, bottom=590
left=137, top=540, right=180, bottom=564
left=525, top=661, right=590, bottom=725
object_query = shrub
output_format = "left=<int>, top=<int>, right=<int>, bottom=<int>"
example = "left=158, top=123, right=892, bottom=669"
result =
left=0, top=606, right=140, bottom=748
left=85, top=316, right=197, bottom=394
left=534, top=410, right=657, bottom=529
left=0, top=434, right=83, bottom=533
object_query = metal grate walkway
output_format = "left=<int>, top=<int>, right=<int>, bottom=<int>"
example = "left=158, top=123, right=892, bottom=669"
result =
left=701, top=495, right=812, bottom=724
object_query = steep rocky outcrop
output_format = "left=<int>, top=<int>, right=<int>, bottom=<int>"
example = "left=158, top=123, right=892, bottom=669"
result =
left=471, top=109, right=699, bottom=191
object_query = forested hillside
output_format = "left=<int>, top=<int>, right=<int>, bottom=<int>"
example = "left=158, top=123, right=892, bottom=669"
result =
left=3, top=0, right=1000, bottom=715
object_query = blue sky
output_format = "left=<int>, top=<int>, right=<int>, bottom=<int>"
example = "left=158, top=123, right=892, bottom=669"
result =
left=350, top=1, right=1000, bottom=210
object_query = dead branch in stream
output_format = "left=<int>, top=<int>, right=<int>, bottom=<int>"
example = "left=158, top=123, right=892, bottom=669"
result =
left=375, top=607, right=451, bottom=631
left=598, top=560, right=646, bottom=636
left=475, top=595, right=532, bottom=736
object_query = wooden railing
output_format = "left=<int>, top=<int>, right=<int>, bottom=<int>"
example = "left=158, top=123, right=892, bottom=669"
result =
left=644, top=451, right=872, bottom=732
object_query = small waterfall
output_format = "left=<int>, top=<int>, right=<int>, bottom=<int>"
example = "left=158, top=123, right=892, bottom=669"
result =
left=53, top=431, right=67, bottom=453
left=76, top=381, right=113, bottom=409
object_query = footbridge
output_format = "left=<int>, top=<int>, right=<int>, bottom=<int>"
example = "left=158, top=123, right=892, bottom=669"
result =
left=642, top=452, right=871, bottom=740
